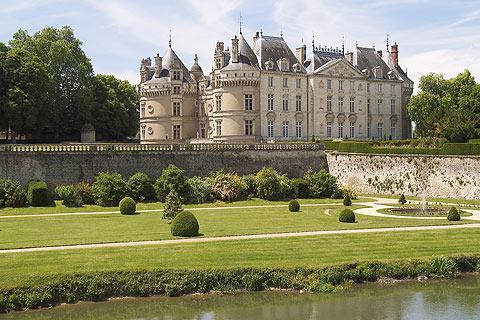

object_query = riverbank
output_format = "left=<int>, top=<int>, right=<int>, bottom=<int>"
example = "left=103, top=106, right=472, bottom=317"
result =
left=1, top=254, right=479, bottom=313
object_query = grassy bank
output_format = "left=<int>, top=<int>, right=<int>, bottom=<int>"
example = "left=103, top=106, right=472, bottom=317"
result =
left=1, top=254, right=478, bottom=313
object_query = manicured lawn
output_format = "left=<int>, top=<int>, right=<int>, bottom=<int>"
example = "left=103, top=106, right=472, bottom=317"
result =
left=1, top=228, right=480, bottom=289
left=364, top=194, right=480, bottom=206
left=0, top=203, right=471, bottom=250
left=376, top=207, right=473, bottom=217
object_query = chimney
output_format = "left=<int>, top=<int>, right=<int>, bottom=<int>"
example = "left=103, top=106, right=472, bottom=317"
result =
left=391, top=42, right=399, bottom=67
left=231, top=35, right=239, bottom=63
left=154, top=53, right=162, bottom=78
left=377, top=50, right=383, bottom=57
left=345, top=52, right=354, bottom=65
left=140, top=58, right=148, bottom=83
left=295, top=44, right=307, bottom=64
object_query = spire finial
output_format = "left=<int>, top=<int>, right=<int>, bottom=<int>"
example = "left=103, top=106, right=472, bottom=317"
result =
left=312, top=33, right=315, bottom=51
left=280, top=29, right=283, bottom=37
left=239, top=13, right=243, bottom=34
left=386, top=33, right=390, bottom=52
left=169, top=29, right=172, bottom=48
left=342, top=35, right=345, bottom=55
left=373, top=42, right=375, bottom=50
left=194, top=54, right=198, bottom=65
left=260, top=28, right=263, bottom=36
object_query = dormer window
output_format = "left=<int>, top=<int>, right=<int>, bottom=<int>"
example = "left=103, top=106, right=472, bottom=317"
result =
left=172, top=70, right=181, bottom=81
left=292, top=63, right=301, bottom=73
left=373, top=66, right=383, bottom=79
left=277, top=58, right=289, bottom=72
left=265, top=60, right=274, bottom=70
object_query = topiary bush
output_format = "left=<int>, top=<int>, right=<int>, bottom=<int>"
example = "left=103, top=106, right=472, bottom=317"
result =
left=289, top=200, right=300, bottom=212
left=128, top=172, right=155, bottom=201
left=171, top=211, right=199, bottom=237
left=304, top=169, right=339, bottom=198
left=447, top=207, right=461, bottom=221
left=0, top=179, right=27, bottom=207
left=55, top=185, right=83, bottom=207
left=75, top=182, right=95, bottom=205
left=27, top=180, right=49, bottom=207
left=290, top=178, right=310, bottom=198
left=399, top=194, right=407, bottom=205
left=163, top=189, right=183, bottom=220
left=92, top=172, right=130, bottom=207
left=343, top=194, right=352, bottom=206
left=154, top=165, right=189, bottom=202
left=339, top=209, right=355, bottom=223
left=255, top=167, right=284, bottom=201
left=119, top=197, right=137, bottom=215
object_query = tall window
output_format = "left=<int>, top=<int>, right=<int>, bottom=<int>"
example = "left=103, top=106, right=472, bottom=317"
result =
left=390, top=99, right=396, bottom=114
left=295, top=95, right=302, bottom=112
left=349, top=97, right=355, bottom=113
left=296, top=78, right=301, bottom=89
left=327, top=122, right=332, bottom=138
left=200, top=123, right=206, bottom=138
left=283, top=78, right=288, bottom=88
left=172, top=71, right=181, bottom=80
left=282, top=95, right=289, bottom=112
left=245, top=120, right=254, bottom=136
left=377, top=122, right=383, bottom=139
left=338, top=122, right=344, bottom=138
left=338, top=97, right=344, bottom=112
left=173, top=102, right=181, bottom=116
left=350, top=81, right=355, bottom=91
left=327, top=96, right=332, bottom=112
left=327, top=79, right=332, bottom=90
left=367, top=83, right=370, bottom=93
left=216, top=120, right=222, bottom=136
left=367, top=99, right=371, bottom=114
left=339, top=80, right=344, bottom=90
left=215, top=95, right=222, bottom=111
left=267, top=121, right=274, bottom=138
left=268, top=77, right=273, bottom=87
left=267, top=94, right=274, bottom=111
left=141, top=125, right=146, bottom=139
left=378, top=83, right=382, bottom=93
left=173, top=86, right=181, bottom=94
left=377, top=99, right=382, bottom=114
left=391, top=120, right=396, bottom=139
left=295, top=121, right=303, bottom=138
left=244, top=94, right=253, bottom=111
left=367, top=121, right=371, bottom=138
left=282, top=121, right=289, bottom=138
left=391, top=84, right=396, bottom=95
left=173, top=125, right=181, bottom=140
left=349, top=122, right=355, bottom=138
left=141, top=105, right=145, bottom=117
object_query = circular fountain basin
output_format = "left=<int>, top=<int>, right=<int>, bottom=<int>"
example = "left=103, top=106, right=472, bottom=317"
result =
left=389, top=207, right=449, bottom=215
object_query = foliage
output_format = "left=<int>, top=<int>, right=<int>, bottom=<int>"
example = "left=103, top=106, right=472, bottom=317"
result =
left=75, top=182, right=95, bottom=205
left=55, top=185, right=82, bottom=207
left=399, top=194, right=407, bottom=205
left=185, top=177, right=213, bottom=204
left=27, top=180, right=49, bottom=207
left=154, top=165, right=189, bottom=202
left=290, top=178, right=310, bottom=198
left=447, top=207, right=461, bottom=221
left=163, top=189, right=183, bottom=220
left=210, top=171, right=247, bottom=202
left=429, top=256, right=458, bottom=278
left=119, top=197, right=136, bottom=215
left=304, top=169, right=338, bottom=198
left=289, top=200, right=300, bottom=212
left=242, top=174, right=257, bottom=197
left=91, top=172, right=129, bottom=207
left=171, top=211, right=200, bottom=237
left=343, top=194, right=352, bottom=206
left=254, top=167, right=284, bottom=201
left=0, top=179, right=27, bottom=207
left=128, top=172, right=154, bottom=201
left=339, top=209, right=355, bottom=223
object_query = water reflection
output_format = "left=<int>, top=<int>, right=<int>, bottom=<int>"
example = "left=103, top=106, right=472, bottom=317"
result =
left=1, top=276, right=480, bottom=320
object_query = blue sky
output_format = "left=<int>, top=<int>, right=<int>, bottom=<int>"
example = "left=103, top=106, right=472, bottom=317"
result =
left=1, top=0, right=479, bottom=87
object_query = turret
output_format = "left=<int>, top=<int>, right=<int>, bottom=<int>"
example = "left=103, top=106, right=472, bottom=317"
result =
left=231, top=35, right=239, bottom=63
left=391, top=42, right=399, bottom=67
left=295, top=43, right=307, bottom=64
left=190, top=54, right=203, bottom=82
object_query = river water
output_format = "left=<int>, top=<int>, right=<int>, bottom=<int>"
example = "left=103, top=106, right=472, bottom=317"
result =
left=1, top=276, right=480, bottom=320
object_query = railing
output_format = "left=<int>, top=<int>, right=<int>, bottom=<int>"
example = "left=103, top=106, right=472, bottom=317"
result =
left=0, top=143, right=325, bottom=153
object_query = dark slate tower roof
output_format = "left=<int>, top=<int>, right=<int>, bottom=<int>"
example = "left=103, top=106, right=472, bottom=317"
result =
left=356, top=47, right=397, bottom=80
left=238, top=33, right=258, bottom=66
left=252, top=34, right=306, bottom=73
left=162, top=47, right=195, bottom=83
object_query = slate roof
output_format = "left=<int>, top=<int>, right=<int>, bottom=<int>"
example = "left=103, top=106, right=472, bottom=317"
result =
left=305, top=48, right=344, bottom=73
left=238, top=33, right=258, bottom=66
left=356, top=47, right=397, bottom=80
left=144, top=47, right=194, bottom=85
left=252, top=35, right=306, bottom=73
left=385, top=53, right=413, bottom=84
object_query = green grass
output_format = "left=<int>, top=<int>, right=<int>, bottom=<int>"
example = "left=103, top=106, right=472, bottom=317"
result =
left=363, top=194, right=480, bottom=206
left=376, top=207, right=473, bottom=217
left=1, top=228, right=480, bottom=289
left=0, top=203, right=471, bottom=250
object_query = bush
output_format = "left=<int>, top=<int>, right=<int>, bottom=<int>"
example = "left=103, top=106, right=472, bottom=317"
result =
left=289, top=200, right=300, bottom=212
left=92, top=172, right=130, bottom=207
left=429, top=256, right=458, bottom=277
left=119, top=197, right=136, bottom=215
left=163, top=189, right=183, bottom=220
left=339, top=209, right=355, bottom=223
left=0, top=179, right=27, bottom=207
left=171, top=211, right=199, bottom=237
left=399, top=194, right=407, bottom=205
left=75, top=182, right=95, bottom=205
left=27, top=180, right=49, bottom=207
left=128, top=172, right=154, bottom=201
left=185, top=177, right=213, bottom=204
left=210, top=171, right=247, bottom=202
left=255, top=167, right=284, bottom=201
left=343, top=194, right=352, bottom=206
left=290, top=178, right=310, bottom=198
left=304, top=169, right=338, bottom=198
left=447, top=207, right=461, bottom=221
left=242, top=174, right=257, bottom=197
left=154, top=165, right=189, bottom=202
left=55, top=185, right=82, bottom=207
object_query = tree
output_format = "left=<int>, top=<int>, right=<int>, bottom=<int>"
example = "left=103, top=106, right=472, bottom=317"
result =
left=163, top=189, right=183, bottom=220
left=0, top=43, right=8, bottom=137
left=92, top=75, right=138, bottom=140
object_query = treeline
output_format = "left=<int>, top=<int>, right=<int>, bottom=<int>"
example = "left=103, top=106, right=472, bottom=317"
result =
left=0, top=26, right=138, bottom=143
left=408, top=70, right=480, bottom=142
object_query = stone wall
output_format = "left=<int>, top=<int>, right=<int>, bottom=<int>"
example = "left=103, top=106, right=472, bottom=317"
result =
left=327, top=152, right=480, bottom=199
left=0, top=149, right=328, bottom=189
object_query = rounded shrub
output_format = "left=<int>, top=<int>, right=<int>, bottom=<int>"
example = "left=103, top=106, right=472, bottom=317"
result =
left=119, top=197, right=136, bottom=215
left=339, top=209, right=355, bottom=223
left=289, top=199, right=300, bottom=212
left=171, top=211, right=199, bottom=237
left=447, top=207, right=461, bottom=221
left=128, top=172, right=155, bottom=201
left=255, top=167, right=284, bottom=201
left=343, top=194, right=352, bottom=206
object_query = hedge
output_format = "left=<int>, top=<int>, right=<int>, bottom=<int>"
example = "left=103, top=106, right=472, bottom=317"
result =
left=27, top=180, right=49, bottom=207
left=0, top=255, right=478, bottom=313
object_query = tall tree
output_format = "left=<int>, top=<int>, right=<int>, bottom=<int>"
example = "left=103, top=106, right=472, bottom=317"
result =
left=92, top=75, right=139, bottom=140
left=0, top=43, right=8, bottom=137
